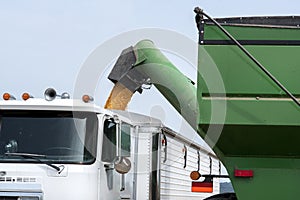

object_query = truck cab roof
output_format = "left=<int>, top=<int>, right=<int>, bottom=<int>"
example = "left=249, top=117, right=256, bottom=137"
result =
left=0, top=98, right=163, bottom=127
left=0, top=98, right=103, bottom=113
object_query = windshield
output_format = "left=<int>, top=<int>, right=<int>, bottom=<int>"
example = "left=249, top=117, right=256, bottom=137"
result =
left=0, top=110, right=98, bottom=164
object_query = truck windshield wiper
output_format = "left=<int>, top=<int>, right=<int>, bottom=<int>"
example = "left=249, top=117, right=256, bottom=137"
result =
left=5, top=152, right=60, bottom=172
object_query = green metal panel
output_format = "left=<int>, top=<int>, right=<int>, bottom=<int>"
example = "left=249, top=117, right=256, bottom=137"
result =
left=204, top=25, right=300, bottom=40
left=199, top=45, right=300, bottom=96
left=199, top=99, right=300, bottom=125
left=198, top=21, right=300, bottom=200
left=200, top=123, right=300, bottom=157
left=224, top=157, right=300, bottom=200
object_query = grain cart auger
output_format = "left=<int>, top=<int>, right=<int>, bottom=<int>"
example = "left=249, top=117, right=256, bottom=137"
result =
left=105, top=41, right=199, bottom=130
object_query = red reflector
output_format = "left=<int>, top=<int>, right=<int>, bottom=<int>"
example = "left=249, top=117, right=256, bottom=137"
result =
left=192, top=176, right=213, bottom=193
left=234, top=169, right=254, bottom=177
left=192, top=181, right=213, bottom=193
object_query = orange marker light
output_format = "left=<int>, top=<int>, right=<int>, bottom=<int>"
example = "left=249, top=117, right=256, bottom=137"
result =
left=3, top=93, right=11, bottom=100
left=22, top=93, right=32, bottom=101
left=190, top=171, right=201, bottom=180
left=82, top=95, right=94, bottom=103
left=3, top=93, right=15, bottom=100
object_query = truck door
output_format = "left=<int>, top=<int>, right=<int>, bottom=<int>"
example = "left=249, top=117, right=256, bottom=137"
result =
left=117, top=122, right=133, bottom=199
left=99, top=117, right=120, bottom=200
left=99, top=117, right=133, bottom=200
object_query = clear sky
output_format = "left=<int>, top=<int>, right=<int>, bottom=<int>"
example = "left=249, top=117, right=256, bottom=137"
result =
left=1, top=0, right=299, bottom=146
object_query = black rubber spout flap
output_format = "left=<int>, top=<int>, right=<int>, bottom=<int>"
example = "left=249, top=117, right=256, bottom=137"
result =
left=108, top=46, right=150, bottom=94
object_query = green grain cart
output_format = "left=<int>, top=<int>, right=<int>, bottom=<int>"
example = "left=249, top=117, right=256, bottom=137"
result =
left=107, top=8, right=300, bottom=200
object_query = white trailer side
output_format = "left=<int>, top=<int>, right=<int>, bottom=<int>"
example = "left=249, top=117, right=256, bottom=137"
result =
left=160, top=128, right=220, bottom=200
left=114, top=110, right=221, bottom=200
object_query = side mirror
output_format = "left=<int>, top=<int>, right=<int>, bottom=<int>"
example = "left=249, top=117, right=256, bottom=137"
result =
left=114, top=157, right=131, bottom=174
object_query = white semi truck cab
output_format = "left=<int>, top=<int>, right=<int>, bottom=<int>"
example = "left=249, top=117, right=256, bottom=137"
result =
left=0, top=89, right=221, bottom=200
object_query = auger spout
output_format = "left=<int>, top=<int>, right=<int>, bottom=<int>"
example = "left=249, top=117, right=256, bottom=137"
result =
left=106, top=39, right=199, bottom=130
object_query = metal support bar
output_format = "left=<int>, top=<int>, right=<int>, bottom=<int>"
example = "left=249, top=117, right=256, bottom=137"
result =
left=202, top=174, right=230, bottom=179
